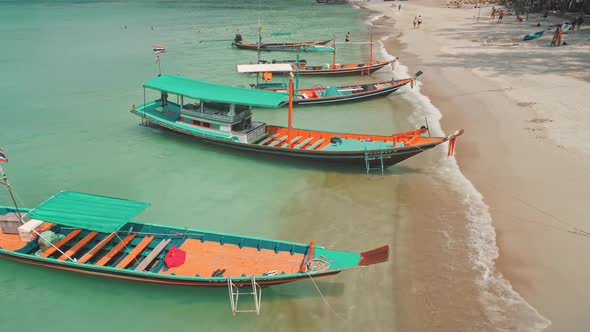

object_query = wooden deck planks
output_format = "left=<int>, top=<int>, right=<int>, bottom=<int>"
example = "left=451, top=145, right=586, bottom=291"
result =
left=256, top=134, right=278, bottom=145
left=135, top=239, right=171, bottom=271
left=305, top=139, right=324, bottom=150
left=58, top=231, right=99, bottom=261
left=95, top=234, right=137, bottom=266
left=115, top=235, right=155, bottom=269
left=293, top=137, right=313, bottom=149
left=40, top=229, right=82, bottom=258
left=268, top=135, right=288, bottom=147
left=78, top=233, right=117, bottom=264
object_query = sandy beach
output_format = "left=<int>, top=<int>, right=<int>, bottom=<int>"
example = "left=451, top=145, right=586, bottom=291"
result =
left=360, top=0, right=590, bottom=330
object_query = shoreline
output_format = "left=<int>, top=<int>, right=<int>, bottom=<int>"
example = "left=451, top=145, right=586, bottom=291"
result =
left=363, top=0, right=590, bottom=331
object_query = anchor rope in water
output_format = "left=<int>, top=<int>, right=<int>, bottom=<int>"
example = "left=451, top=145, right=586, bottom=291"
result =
left=306, top=272, right=346, bottom=321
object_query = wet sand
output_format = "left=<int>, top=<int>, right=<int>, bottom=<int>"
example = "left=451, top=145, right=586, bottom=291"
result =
left=364, top=0, right=590, bottom=331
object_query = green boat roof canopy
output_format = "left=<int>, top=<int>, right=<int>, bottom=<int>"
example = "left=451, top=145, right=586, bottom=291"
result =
left=25, top=191, right=150, bottom=233
left=143, top=75, right=287, bottom=108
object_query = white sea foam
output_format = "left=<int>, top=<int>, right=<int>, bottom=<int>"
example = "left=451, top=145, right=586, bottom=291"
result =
left=366, top=15, right=552, bottom=331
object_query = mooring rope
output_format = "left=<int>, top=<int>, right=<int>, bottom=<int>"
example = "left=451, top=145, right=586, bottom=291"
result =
left=306, top=272, right=346, bottom=321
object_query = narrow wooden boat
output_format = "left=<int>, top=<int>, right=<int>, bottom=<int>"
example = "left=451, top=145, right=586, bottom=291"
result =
left=0, top=190, right=388, bottom=288
left=256, top=72, right=422, bottom=106
left=256, top=59, right=394, bottom=76
left=232, top=39, right=332, bottom=52
left=317, top=0, right=347, bottom=3
left=130, top=75, right=463, bottom=168
left=257, top=34, right=395, bottom=76
left=292, top=60, right=394, bottom=76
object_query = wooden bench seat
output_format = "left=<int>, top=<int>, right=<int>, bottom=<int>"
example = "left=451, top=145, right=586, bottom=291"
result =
left=78, top=233, right=117, bottom=264
left=40, top=229, right=82, bottom=258
left=256, top=134, right=277, bottom=145
left=95, top=234, right=137, bottom=266
left=115, top=235, right=155, bottom=269
left=305, top=139, right=325, bottom=150
left=58, top=231, right=98, bottom=261
left=135, top=239, right=171, bottom=272
left=268, top=135, right=288, bottom=147
left=294, top=137, right=313, bottom=149
left=281, top=136, right=303, bottom=148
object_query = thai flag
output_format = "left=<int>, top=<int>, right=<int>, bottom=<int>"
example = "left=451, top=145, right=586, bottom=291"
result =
left=152, top=45, right=166, bottom=55
left=0, top=149, right=7, bottom=163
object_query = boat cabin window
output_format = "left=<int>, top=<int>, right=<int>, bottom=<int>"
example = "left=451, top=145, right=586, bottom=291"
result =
left=232, top=118, right=252, bottom=131
left=182, top=98, right=202, bottom=112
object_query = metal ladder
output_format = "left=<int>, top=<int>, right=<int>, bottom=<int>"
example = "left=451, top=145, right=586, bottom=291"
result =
left=227, top=277, right=262, bottom=316
left=364, top=147, right=385, bottom=176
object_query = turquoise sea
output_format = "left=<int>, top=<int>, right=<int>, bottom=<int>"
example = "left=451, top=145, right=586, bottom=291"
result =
left=0, top=1, right=418, bottom=331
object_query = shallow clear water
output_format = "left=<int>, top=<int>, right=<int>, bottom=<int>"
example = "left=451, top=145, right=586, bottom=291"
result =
left=0, top=1, right=416, bottom=331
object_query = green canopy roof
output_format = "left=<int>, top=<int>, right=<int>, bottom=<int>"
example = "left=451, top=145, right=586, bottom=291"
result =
left=143, top=75, right=287, bottom=108
left=25, top=191, right=150, bottom=233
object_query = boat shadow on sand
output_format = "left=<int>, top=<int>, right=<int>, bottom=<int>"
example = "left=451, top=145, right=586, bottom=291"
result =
left=136, top=124, right=425, bottom=176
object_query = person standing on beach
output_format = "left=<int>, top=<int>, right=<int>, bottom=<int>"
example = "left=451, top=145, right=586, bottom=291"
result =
left=413, top=17, right=417, bottom=29
left=398, top=4, right=401, bottom=11
left=577, top=15, right=584, bottom=30
left=551, top=27, right=561, bottom=46
left=557, top=26, right=564, bottom=45
left=498, top=12, right=504, bottom=23
left=418, top=15, right=422, bottom=28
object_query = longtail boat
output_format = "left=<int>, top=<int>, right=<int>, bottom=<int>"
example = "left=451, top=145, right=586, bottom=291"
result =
left=317, top=0, right=347, bottom=3
left=130, top=75, right=463, bottom=168
left=238, top=64, right=422, bottom=106
left=233, top=42, right=334, bottom=53
left=254, top=59, right=394, bottom=76
left=231, top=34, right=332, bottom=52
left=0, top=187, right=389, bottom=288
left=289, top=60, right=394, bottom=76
left=257, top=34, right=396, bottom=76
left=258, top=75, right=420, bottom=106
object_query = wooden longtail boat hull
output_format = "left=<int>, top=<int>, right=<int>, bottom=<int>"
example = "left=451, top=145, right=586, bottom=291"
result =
left=130, top=106, right=447, bottom=168
left=0, top=199, right=387, bottom=288
left=132, top=75, right=461, bottom=169
left=260, top=77, right=414, bottom=106
left=232, top=39, right=331, bottom=52
left=0, top=249, right=340, bottom=287
left=288, top=61, right=393, bottom=76
left=296, top=62, right=390, bottom=76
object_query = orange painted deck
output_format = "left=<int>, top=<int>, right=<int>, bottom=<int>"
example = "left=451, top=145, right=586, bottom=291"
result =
left=0, top=227, right=26, bottom=251
left=0, top=222, right=54, bottom=251
left=257, top=126, right=444, bottom=151
left=159, top=239, right=305, bottom=277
